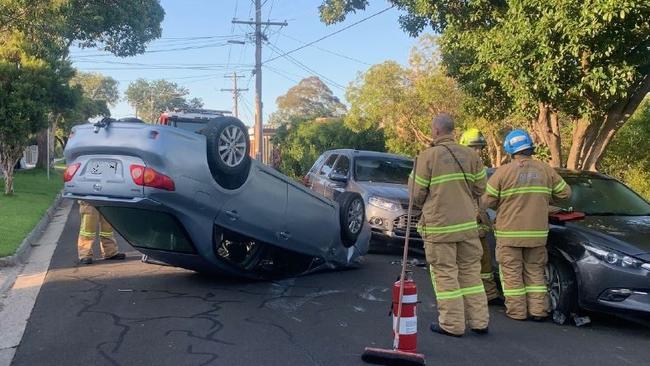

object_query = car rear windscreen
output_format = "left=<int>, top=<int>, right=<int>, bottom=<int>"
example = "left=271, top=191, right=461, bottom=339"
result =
left=98, top=207, right=196, bottom=253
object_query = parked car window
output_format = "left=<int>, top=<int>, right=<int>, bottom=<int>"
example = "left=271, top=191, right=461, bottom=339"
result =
left=354, top=157, right=413, bottom=184
left=319, top=154, right=339, bottom=176
left=331, top=155, right=350, bottom=176
left=559, top=177, right=650, bottom=215
left=309, top=154, right=327, bottom=174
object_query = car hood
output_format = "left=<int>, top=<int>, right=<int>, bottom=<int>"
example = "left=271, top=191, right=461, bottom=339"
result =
left=356, top=182, right=408, bottom=202
left=569, top=215, right=650, bottom=256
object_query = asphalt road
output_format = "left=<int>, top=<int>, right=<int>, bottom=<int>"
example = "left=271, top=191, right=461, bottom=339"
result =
left=11, top=205, right=650, bottom=366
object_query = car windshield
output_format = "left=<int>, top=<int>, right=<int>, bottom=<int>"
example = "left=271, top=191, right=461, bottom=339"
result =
left=354, top=156, right=413, bottom=184
left=557, top=177, right=650, bottom=216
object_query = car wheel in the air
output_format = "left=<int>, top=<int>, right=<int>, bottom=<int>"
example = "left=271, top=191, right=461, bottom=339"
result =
left=336, top=192, right=365, bottom=248
left=201, top=117, right=251, bottom=189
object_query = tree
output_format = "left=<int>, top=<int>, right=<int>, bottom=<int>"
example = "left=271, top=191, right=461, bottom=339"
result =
left=321, top=0, right=650, bottom=171
left=0, top=38, right=69, bottom=195
left=345, top=35, right=464, bottom=156
left=56, top=72, right=120, bottom=148
left=3, top=0, right=166, bottom=168
left=125, top=79, right=204, bottom=123
left=273, top=117, right=385, bottom=179
left=600, top=97, right=650, bottom=198
left=268, top=76, right=347, bottom=126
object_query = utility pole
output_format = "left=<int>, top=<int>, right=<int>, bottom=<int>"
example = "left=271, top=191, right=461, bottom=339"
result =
left=221, top=72, right=248, bottom=118
left=232, top=1, right=287, bottom=163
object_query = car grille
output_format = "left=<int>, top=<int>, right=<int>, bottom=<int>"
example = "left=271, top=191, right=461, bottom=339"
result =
left=393, top=214, right=421, bottom=237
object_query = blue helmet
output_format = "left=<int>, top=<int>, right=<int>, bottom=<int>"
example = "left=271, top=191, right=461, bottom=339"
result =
left=503, top=129, right=534, bottom=155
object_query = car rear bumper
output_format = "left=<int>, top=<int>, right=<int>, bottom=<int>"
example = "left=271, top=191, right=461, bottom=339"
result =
left=575, top=255, right=650, bottom=315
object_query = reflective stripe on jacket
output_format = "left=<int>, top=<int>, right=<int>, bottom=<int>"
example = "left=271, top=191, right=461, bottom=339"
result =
left=482, top=156, right=572, bottom=247
left=409, top=134, right=487, bottom=243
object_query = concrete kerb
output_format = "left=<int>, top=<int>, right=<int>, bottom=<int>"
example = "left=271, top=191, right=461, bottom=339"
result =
left=0, top=192, right=64, bottom=268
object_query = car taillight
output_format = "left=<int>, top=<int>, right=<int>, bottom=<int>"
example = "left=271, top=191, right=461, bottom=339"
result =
left=63, top=163, right=81, bottom=182
left=130, top=165, right=175, bottom=191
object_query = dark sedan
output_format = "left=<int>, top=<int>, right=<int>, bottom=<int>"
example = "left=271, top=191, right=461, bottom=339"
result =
left=488, top=170, right=650, bottom=319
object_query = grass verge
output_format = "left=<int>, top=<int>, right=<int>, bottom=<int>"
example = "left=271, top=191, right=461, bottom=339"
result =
left=0, top=168, right=63, bottom=257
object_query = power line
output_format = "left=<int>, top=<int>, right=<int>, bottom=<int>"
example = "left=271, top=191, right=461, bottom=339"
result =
left=263, top=64, right=299, bottom=83
left=71, top=41, right=236, bottom=58
left=277, top=32, right=370, bottom=66
left=265, top=42, right=345, bottom=90
left=264, top=5, right=394, bottom=64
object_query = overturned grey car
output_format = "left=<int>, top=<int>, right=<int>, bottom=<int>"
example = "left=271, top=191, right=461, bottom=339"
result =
left=63, top=114, right=369, bottom=278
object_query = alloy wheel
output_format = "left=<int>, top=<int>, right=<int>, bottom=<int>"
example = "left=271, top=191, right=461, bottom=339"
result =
left=218, top=125, right=247, bottom=167
left=347, top=198, right=364, bottom=234
left=545, top=264, right=560, bottom=311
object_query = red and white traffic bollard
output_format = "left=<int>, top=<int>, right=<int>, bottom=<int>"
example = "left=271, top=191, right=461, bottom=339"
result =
left=392, top=271, right=418, bottom=353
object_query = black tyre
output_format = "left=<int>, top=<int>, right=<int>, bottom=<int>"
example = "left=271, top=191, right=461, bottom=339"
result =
left=336, top=192, right=365, bottom=247
left=546, top=255, right=579, bottom=319
left=201, top=117, right=251, bottom=189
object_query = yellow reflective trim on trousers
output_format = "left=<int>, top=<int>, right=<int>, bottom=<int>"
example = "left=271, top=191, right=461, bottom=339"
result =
left=79, top=230, right=95, bottom=237
left=553, top=180, right=567, bottom=193
left=526, top=285, right=547, bottom=293
left=461, top=284, right=486, bottom=296
left=481, top=272, right=493, bottom=280
left=499, top=267, right=526, bottom=297
left=486, top=184, right=499, bottom=197
left=99, top=232, right=113, bottom=238
left=494, top=230, right=549, bottom=238
left=503, top=288, right=527, bottom=296
left=436, top=289, right=463, bottom=300
left=418, top=221, right=478, bottom=234
left=429, top=267, right=481, bottom=300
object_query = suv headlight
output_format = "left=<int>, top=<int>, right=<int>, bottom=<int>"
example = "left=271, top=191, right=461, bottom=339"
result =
left=584, top=244, right=647, bottom=269
left=368, top=196, right=401, bottom=212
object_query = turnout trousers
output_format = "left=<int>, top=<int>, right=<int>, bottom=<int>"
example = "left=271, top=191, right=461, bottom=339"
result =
left=425, top=238, right=489, bottom=335
left=496, top=245, right=549, bottom=319
left=77, top=202, right=118, bottom=260
left=479, top=236, right=500, bottom=301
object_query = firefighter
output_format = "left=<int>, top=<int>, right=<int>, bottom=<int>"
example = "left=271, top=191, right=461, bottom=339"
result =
left=77, top=201, right=125, bottom=264
left=409, top=113, right=489, bottom=337
left=483, top=129, right=571, bottom=321
left=459, top=128, right=501, bottom=305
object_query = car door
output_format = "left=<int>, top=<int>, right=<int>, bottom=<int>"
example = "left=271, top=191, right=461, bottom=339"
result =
left=284, top=180, right=338, bottom=257
left=323, top=154, right=350, bottom=200
left=215, top=166, right=288, bottom=246
left=312, top=153, right=338, bottom=196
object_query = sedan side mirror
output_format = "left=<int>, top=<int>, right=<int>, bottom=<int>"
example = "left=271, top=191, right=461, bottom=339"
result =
left=329, top=172, right=348, bottom=183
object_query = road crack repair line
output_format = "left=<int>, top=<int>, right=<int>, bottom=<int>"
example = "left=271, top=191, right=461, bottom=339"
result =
left=69, top=277, right=241, bottom=365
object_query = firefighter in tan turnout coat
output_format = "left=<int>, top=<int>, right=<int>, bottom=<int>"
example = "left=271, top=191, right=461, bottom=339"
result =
left=483, top=129, right=571, bottom=321
left=409, top=114, right=489, bottom=337
left=459, top=128, right=501, bottom=304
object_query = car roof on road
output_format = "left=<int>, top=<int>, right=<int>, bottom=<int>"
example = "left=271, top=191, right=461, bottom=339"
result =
left=324, top=149, right=412, bottom=161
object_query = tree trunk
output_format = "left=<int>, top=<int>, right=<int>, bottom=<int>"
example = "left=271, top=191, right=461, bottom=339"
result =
left=577, top=75, right=649, bottom=171
left=548, top=111, right=562, bottom=167
left=530, top=103, right=562, bottom=167
left=566, top=118, right=589, bottom=170
left=0, top=145, right=22, bottom=195
left=36, top=128, right=48, bottom=169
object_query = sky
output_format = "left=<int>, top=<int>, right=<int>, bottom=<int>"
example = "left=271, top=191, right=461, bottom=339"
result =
left=69, top=0, right=418, bottom=126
